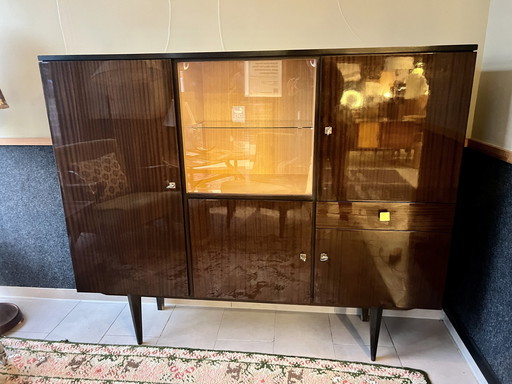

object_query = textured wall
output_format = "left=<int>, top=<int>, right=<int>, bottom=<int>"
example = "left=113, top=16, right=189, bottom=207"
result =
left=0, top=146, right=74, bottom=288
left=445, top=148, right=512, bottom=384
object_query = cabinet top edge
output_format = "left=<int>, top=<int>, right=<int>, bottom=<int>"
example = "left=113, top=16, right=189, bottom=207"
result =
left=38, top=45, right=478, bottom=62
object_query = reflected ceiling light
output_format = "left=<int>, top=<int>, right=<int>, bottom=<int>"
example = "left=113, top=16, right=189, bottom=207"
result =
left=340, top=90, right=363, bottom=109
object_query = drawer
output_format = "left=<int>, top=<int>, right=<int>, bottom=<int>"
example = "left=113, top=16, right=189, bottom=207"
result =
left=316, top=202, right=455, bottom=231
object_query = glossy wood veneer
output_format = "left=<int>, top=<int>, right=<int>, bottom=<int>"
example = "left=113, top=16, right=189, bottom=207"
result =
left=316, top=201, right=455, bottom=231
left=314, top=229, right=451, bottom=309
left=189, top=199, right=313, bottom=304
left=317, top=52, right=476, bottom=203
left=40, top=59, right=189, bottom=298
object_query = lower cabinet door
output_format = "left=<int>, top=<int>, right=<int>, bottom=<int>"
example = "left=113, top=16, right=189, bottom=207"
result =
left=314, top=229, right=450, bottom=309
left=189, top=199, right=313, bottom=304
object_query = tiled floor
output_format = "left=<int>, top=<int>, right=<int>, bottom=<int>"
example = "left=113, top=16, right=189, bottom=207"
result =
left=1, top=297, right=480, bottom=383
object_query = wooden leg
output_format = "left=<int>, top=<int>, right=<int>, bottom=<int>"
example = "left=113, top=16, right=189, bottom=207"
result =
left=360, top=308, right=369, bottom=322
left=369, top=307, right=383, bottom=361
left=127, top=295, right=142, bottom=345
left=156, top=297, right=165, bottom=310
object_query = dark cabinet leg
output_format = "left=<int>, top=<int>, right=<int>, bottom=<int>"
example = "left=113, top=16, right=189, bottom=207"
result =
left=156, top=297, right=165, bottom=310
left=360, top=308, right=369, bottom=322
left=127, top=295, right=142, bottom=345
left=369, top=307, right=383, bottom=361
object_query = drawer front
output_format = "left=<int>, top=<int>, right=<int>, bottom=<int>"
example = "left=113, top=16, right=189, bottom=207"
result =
left=316, top=202, right=455, bottom=231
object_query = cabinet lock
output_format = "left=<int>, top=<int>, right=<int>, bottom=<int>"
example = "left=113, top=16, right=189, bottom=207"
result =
left=324, top=126, right=333, bottom=135
left=320, top=252, right=329, bottom=262
left=299, top=253, right=307, bottom=262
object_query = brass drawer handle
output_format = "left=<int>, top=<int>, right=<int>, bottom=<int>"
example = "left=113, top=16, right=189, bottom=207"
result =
left=379, top=210, right=390, bottom=222
left=320, top=253, right=329, bottom=262
left=300, top=253, right=307, bottom=262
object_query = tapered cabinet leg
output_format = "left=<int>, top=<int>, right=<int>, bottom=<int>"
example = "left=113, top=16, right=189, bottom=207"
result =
left=360, top=308, right=369, bottom=322
left=156, top=297, right=165, bottom=310
left=369, top=307, right=383, bottom=361
left=127, top=295, right=142, bottom=345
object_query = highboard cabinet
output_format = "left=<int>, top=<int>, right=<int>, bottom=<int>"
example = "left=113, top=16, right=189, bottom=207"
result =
left=39, top=46, right=476, bottom=360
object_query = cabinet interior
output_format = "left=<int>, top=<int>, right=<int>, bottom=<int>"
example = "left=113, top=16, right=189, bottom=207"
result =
left=178, top=58, right=317, bottom=195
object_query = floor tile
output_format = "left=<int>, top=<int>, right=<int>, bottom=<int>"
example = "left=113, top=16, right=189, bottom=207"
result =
left=105, top=302, right=174, bottom=338
left=400, top=358, right=479, bottom=384
left=214, top=339, right=274, bottom=354
left=385, top=318, right=464, bottom=362
left=157, top=306, right=224, bottom=349
left=45, top=301, right=125, bottom=343
left=3, top=331, right=49, bottom=340
left=217, top=309, right=275, bottom=342
left=0, top=298, right=78, bottom=334
left=274, top=312, right=335, bottom=359
left=100, top=335, right=159, bottom=346
left=334, top=344, right=401, bottom=366
left=329, top=314, right=394, bottom=347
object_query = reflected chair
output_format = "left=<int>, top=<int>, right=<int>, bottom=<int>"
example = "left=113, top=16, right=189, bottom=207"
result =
left=53, top=139, right=174, bottom=247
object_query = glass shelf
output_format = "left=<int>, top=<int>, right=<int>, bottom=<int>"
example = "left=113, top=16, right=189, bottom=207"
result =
left=187, top=121, right=314, bottom=130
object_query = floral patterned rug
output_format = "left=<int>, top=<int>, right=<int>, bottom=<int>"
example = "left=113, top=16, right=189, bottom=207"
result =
left=0, top=337, right=431, bottom=383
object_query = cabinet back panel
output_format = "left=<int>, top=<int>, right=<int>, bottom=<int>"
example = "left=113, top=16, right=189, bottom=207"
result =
left=189, top=199, right=313, bottom=304
left=40, top=60, right=189, bottom=297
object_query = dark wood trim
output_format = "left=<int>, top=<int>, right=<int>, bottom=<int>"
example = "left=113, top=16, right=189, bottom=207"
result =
left=444, top=309, right=501, bottom=384
left=38, top=45, right=478, bottom=62
left=466, top=138, right=512, bottom=164
left=309, top=56, right=323, bottom=303
left=0, top=138, right=52, bottom=146
left=172, top=59, right=195, bottom=298
left=186, top=193, right=313, bottom=201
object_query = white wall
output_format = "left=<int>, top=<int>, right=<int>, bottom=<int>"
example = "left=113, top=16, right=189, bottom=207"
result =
left=471, top=0, right=512, bottom=150
left=0, top=0, right=490, bottom=139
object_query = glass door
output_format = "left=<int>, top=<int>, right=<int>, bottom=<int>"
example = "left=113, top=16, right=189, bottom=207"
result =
left=178, top=58, right=317, bottom=196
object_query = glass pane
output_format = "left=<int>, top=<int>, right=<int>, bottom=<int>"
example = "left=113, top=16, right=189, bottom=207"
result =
left=178, top=58, right=317, bottom=195
left=320, top=55, right=433, bottom=201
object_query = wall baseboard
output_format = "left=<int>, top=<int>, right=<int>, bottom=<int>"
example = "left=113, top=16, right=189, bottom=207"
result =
left=0, top=286, right=443, bottom=319
left=466, top=138, right=512, bottom=164
left=443, top=311, right=494, bottom=384
left=0, top=138, right=52, bottom=146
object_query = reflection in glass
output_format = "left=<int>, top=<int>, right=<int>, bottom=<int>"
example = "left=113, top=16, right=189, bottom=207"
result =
left=178, top=59, right=317, bottom=195
left=43, top=59, right=188, bottom=295
left=332, top=55, right=430, bottom=201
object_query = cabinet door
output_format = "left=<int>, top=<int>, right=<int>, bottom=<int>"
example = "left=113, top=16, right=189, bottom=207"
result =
left=314, top=229, right=450, bottom=309
left=189, top=199, right=312, bottom=304
left=317, top=52, right=476, bottom=203
left=40, top=59, right=188, bottom=298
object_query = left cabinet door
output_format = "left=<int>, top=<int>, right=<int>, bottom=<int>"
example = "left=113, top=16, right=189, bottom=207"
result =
left=40, top=59, right=188, bottom=298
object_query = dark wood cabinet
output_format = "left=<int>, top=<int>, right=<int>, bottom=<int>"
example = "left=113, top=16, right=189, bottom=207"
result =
left=39, top=45, right=476, bottom=358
